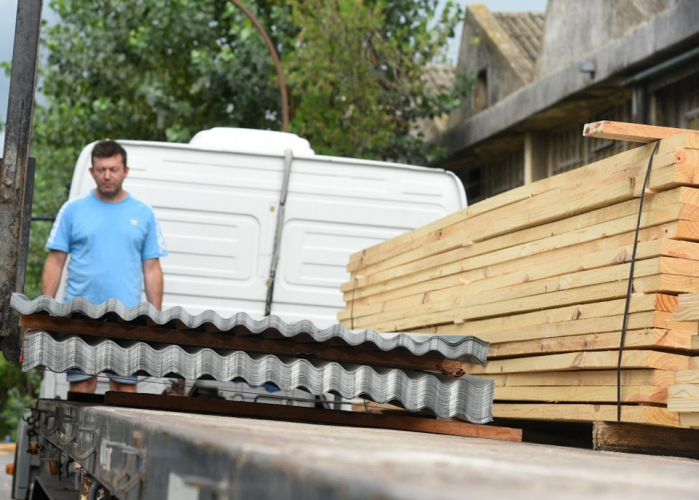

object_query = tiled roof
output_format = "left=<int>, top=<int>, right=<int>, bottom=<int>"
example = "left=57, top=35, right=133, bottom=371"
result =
left=493, top=12, right=546, bottom=68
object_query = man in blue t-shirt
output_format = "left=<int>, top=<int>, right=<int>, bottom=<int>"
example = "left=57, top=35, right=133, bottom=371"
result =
left=41, top=139, right=168, bottom=393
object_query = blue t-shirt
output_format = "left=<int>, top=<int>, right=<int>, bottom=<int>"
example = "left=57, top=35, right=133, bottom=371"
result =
left=46, top=191, right=168, bottom=307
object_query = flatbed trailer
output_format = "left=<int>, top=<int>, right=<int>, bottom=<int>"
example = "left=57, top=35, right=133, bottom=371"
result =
left=15, top=398, right=699, bottom=500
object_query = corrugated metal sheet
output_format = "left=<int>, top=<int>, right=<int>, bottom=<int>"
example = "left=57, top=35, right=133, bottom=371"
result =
left=12, top=294, right=489, bottom=363
left=22, top=331, right=494, bottom=423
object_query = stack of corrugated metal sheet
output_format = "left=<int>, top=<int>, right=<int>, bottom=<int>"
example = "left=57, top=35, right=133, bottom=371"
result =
left=13, top=293, right=494, bottom=424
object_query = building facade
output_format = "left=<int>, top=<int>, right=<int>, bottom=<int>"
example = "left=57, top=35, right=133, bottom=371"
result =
left=437, top=0, right=699, bottom=204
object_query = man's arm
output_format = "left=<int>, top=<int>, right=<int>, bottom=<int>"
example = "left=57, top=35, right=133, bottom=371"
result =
left=41, top=250, right=68, bottom=298
left=143, top=258, right=164, bottom=310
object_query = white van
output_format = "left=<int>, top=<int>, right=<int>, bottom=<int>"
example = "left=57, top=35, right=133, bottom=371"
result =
left=42, top=127, right=466, bottom=398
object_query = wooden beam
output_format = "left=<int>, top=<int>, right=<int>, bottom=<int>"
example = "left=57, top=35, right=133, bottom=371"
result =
left=349, top=133, right=699, bottom=269
left=345, top=221, right=699, bottom=304
left=406, top=295, right=680, bottom=338
left=464, top=350, right=697, bottom=375
left=494, top=385, right=667, bottom=404
left=492, top=403, right=681, bottom=426
left=432, top=312, right=689, bottom=345
left=667, top=383, right=699, bottom=412
left=583, top=121, right=697, bottom=143
left=348, top=189, right=698, bottom=282
left=18, top=315, right=463, bottom=372
left=348, top=274, right=699, bottom=332
left=103, top=392, right=523, bottom=442
left=672, top=292, right=699, bottom=321
left=487, top=328, right=696, bottom=358
left=592, top=421, right=699, bottom=458
left=481, top=369, right=675, bottom=388
left=344, top=191, right=699, bottom=297
left=678, top=412, right=699, bottom=427
left=342, top=245, right=699, bottom=323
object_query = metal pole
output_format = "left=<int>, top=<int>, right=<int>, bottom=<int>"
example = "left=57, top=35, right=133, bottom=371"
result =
left=0, top=0, right=43, bottom=363
left=229, top=0, right=289, bottom=132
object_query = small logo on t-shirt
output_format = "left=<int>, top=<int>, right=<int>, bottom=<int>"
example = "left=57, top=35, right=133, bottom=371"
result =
left=131, top=219, right=138, bottom=225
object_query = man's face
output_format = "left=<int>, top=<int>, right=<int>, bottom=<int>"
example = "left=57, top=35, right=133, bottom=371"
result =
left=90, top=154, right=129, bottom=200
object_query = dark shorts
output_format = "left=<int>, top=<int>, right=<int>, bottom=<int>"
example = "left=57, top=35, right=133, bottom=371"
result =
left=66, top=369, right=138, bottom=385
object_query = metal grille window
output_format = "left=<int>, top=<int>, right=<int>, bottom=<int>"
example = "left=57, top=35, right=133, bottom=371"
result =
left=462, top=149, right=524, bottom=204
left=548, top=101, right=632, bottom=175
left=549, top=126, right=583, bottom=175
left=684, top=74, right=699, bottom=130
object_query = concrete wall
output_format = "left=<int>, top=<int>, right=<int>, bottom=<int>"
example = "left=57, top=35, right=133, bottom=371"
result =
left=447, top=5, right=528, bottom=129
left=537, top=0, right=682, bottom=78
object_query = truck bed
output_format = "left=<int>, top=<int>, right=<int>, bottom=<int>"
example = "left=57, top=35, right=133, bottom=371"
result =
left=29, top=399, right=699, bottom=500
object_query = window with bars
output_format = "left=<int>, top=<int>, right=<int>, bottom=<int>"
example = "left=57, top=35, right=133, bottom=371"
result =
left=684, top=74, right=699, bottom=130
left=461, top=149, right=524, bottom=204
left=548, top=101, right=632, bottom=175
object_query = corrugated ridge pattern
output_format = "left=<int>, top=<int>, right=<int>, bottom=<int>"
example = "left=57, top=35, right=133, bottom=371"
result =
left=12, top=294, right=489, bottom=363
left=22, top=332, right=494, bottom=423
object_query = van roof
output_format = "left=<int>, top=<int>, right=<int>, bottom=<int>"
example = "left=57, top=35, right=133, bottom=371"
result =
left=189, top=128, right=315, bottom=156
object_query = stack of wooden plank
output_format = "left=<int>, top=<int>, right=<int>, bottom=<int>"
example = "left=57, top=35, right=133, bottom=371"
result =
left=339, top=122, right=699, bottom=428
left=669, top=292, right=699, bottom=427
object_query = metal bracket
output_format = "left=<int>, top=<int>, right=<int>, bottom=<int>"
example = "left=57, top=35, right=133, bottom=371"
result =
left=73, top=424, right=100, bottom=461
left=265, top=148, right=293, bottom=316
left=39, top=409, right=59, bottom=437
left=99, top=442, right=147, bottom=496
left=183, top=475, right=231, bottom=500
left=56, top=406, right=79, bottom=446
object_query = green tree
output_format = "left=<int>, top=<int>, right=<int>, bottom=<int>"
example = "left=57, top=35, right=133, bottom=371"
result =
left=25, top=0, right=297, bottom=298
left=0, top=357, right=41, bottom=440
left=5, top=0, right=467, bottom=436
left=286, top=0, right=467, bottom=164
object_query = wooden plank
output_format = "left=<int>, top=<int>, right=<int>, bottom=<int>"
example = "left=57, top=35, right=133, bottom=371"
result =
left=18, top=315, right=463, bottom=372
left=351, top=186, right=699, bottom=287
left=674, top=370, right=699, bottom=383
left=347, top=273, right=699, bottom=332
left=406, top=294, right=679, bottom=337
left=592, top=421, right=699, bottom=459
left=345, top=223, right=699, bottom=305
left=433, top=312, right=689, bottom=345
left=672, top=292, right=699, bottom=321
left=348, top=187, right=699, bottom=281
left=349, top=134, right=699, bottom=268
left=345, top=221, right=679, bottom=304
left=481, top=370, right=675, bottom=388
left=492, top=403, right=682, bottom=426
left=583, top=121, right=696, bottom=143
left=103, top=392, right=524, bottom=442
left=352, top=149, right=699, bottom=272
left=344, top=197, right=699, bottom=296
left=678, top=412, right=699, bottom=427
left=487, top=328, right=696, bottom=358
left=493, top=385, right=667, bottom=404
left=464, top=350, right=697, bottom=375
left=342, top=243, right=699, bottom=322
left=667, top=384, right=699, bottom=412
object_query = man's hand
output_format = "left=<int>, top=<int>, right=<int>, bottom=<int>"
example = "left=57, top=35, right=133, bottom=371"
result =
left=143, top=258, right=164, bottom=310
left=41, top=250, right=68, bottom=298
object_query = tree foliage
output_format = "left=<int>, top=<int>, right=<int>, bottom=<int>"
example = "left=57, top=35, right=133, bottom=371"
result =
left=3, top=0, right=468, bottom=436
left=22, top=0, right=467, bottom=298
left=287, top=0, right=466, bottom=163
left=0, top=358, right=41, bottom=440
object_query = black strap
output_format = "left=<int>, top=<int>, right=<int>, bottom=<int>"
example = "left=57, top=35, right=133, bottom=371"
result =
left=617, top=140, right=661, bottom=421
